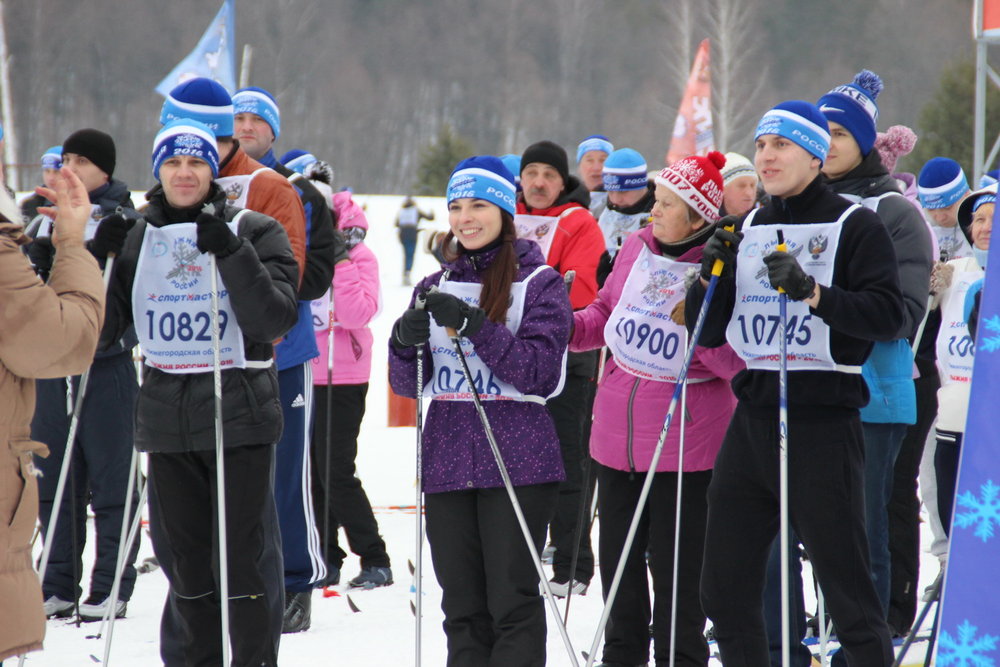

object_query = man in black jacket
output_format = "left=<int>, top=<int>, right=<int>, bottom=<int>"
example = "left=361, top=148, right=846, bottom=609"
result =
left=100, top=119, right=298, bottom=666
left=688, top=100, right=901, bottom=666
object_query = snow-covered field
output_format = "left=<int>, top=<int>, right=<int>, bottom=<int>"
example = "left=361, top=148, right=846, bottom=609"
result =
left=20, top=194, right=940, bottom=666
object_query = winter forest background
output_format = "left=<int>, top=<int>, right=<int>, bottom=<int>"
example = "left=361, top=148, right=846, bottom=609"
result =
left=4, top=0, right=995, bottom=194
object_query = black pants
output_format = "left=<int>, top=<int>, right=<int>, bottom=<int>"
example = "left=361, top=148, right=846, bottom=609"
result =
left=310, top=383, right=389, bottom=571
left=425, top=483, right=558, bottom=667
left=546, top=363, right=596, bottom=584
left=700, top=404, right=893, bottom=667
left=148, top=445, right=279, bottom=667
left=934, top=429, right=963, bottom=535
left=887, top=362, right=939, bottom=634
left=597, top=464, right=711, bottom=666
left=33, top=351, right=140, bottom=602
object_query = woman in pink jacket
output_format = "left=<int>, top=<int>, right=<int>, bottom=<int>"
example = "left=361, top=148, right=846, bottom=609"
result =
left=309, top=191, right=393, bottom=588
left=571, top=152, right=743, bottom=667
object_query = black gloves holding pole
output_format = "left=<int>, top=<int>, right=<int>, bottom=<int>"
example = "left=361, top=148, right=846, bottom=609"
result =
left=196, top=212, right=243, bottom=257
left=91, top=214, right=135, bottom=258
left=763, top=252, right=816, bottom=301
left=392, top=290, right=487, bottom=348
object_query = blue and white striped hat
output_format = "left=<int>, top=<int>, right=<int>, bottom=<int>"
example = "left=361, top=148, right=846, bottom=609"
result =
left=160, top=77, right=234, bottom=137
left=447, top=156, right=517, bottom=217
left=152, top=118, right=220, bottom=180
left=576, top=134, right=614, bottom=164
left=602, top=148, right=648, bottom=192
left=41, top=145, right=63, bottom=171
left=233, top=87, right=281, bottom=139
left=755, top=100, right=831, bottom=163
left=918, top=158, right=969, bottom=209
left=280, top=149, right=318, bottom=174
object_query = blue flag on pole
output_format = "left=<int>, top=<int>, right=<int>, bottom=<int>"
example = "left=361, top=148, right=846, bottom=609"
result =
left=935, top=199, right=1000, bottom=664
left=155, top=0, right=235, bottom=97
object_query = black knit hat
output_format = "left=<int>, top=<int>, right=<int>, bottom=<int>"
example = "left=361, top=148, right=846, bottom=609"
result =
left=521, top=140, right=569, bottom=185
left=62, top=128, right=116, bottom=178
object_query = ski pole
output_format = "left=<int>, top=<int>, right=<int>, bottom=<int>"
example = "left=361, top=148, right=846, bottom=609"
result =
left=891, top=570, right=942, bottom=667
left=94, top=447, right=141, bottom=640
left=444, top=325, right=580, bottom=667
left=776, top=230, right=791, bottom=667
left=668, top=346, right=689, bottom=667
left=323, top=287, right=335, bottom=584
left=818, top=583, right=828, bottom=665
left=413, top=292, right=427, bottom=667
left=208, top=253, right=231, bottom=666
left=584, top=234, right=730, bottom=667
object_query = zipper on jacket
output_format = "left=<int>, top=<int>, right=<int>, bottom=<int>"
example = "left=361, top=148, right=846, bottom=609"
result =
left=626, top=377, right=640, bottom=478
left=179, top=377, right=190, bottom=450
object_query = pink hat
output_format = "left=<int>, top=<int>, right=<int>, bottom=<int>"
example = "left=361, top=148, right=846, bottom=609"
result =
left=875, top=125, right=917, bottom=174
left=655, top=151, right=727, bottom=222
left=332, top=191, right=368, bottom=231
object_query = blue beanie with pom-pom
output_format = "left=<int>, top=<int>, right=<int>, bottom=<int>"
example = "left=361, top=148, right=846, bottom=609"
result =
left=817, top=70, right=883, bottom=156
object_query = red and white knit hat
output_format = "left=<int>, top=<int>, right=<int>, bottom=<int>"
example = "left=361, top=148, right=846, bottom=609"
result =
left=655, top=151, right=727, bottom=222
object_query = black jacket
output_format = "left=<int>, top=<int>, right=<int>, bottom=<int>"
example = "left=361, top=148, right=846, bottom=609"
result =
left=826, top=150, right=933, bottom=339
left=100, top=184, right=299, bottom=453
left=686, top=175, right=905, bottom=413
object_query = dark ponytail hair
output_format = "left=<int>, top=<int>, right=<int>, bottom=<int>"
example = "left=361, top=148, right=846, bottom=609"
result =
left=442, top=210, right=518, bottom=324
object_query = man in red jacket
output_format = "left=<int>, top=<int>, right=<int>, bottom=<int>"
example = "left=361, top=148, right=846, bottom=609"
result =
left=515, top=140, right=604, bottom=595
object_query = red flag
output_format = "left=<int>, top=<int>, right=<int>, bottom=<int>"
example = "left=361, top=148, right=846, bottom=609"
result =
left=666, top=39, right=714, bottom=166
left=983, top=0, right=1000, bottom=39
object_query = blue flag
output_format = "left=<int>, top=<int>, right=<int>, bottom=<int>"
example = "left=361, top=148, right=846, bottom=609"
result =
left=936, top=200, right=1000, bottom=664
left=155, top=0, right=235, bottom=97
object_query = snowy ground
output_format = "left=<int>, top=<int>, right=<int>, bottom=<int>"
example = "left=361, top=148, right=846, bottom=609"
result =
left=20, top=194, right=940, bottom=666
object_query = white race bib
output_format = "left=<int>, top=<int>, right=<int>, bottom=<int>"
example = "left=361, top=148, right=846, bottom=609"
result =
left=604, top=245, right=694, bottom=382
left=215, top=167, right=269, bottom=208
left=35, top=204, right=105, bottom=241
left=515, top=211, right=572, bottom=262
left=426, top=266, right=566, bottom=404
left=726, top=206, right=855, bottom=372
left=132, top=216, right=249, bottom=374
left=936, top=268, right=982, bottom=387
left=598, top=208, right=649, bottom=258
left=398, top=206, right=419, bottom=226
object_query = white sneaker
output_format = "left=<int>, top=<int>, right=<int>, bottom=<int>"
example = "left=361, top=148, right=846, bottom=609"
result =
left=541, top=545, right=556, bottom=564
left=548, top=578, right=588, bottom=598
left=43, top=596, right=74, bottom=618
left=78, top=595, right=127, bottom=622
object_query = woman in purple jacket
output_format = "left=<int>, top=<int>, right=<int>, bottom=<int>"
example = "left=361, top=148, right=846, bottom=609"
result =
left=571, top=152, right=743, bottom=667
left=388, top=156, right=572, bottom=666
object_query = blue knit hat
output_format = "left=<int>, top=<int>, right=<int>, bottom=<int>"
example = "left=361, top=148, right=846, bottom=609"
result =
left=280, top=149, right=318, bottom=174
left=602, top=148, right=648, bottom=192
left=41, top=145, right=63, bottom=171
left=160, top=77, right=234, bottom=137
left=817, top=70, right=883, bottom=156
left=576, top=134, right=614, bottom=164
left=233, top=87, right=281, bottom=139
left=152, top=118, right=220, bottom=181
left=500, top=154, right=521, bottom=184
left=447, top=155, right=517, bottom=217
left=918, top=157, right=969, bottom=209
left=755, top=101, right=830, bottom=162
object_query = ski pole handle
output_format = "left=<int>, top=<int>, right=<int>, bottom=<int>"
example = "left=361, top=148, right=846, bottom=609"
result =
left=710, top=221, right=737, bottom=277
left=775, top=230, right=787, bottom=294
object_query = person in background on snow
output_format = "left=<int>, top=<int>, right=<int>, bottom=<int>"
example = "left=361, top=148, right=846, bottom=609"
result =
left=25, top=128, right=143, bottom=624
left=918, top=157, right=973, bottom=261
left=19, top=145, right=62, bottom=225
left=157, top=77, right=309, bottom=652
left=99, top=119, right=298, bottom=666
left=516, top=139, right=604, bottom=597
left=571, top=151, right=743, bottom=667
left=688, top=100, right=902, bottom=666
left=233, top=85, right=343, bottom=630
left=389, top=156, right=572, bottom=666
left=0, top=168, right=105, bottom=664
left=397, top=195, right=435, bottom=286
left=932, top=183, right=994, bottom=534
left=719, top=152, right=759, bottom=218
left=309, top=191, right=392, bottom=591
left=595, top=147, right=654, bottom=286
left=577, top=134, right=614, bottom=219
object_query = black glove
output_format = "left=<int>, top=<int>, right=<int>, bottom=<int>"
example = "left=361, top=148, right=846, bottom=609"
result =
left=331, top=229, right=350, bottom=265
left=26, top=236, right=54, bottom=278
left=700, top=226, right=744, bottom=280
left=196, top=212, right=242, bottom=257
left=763, top=251, right=817, bottom=301
left=392, top=307, right=431, bottom=347
left=425, top=291, right=486, bottom=337
left=91, top=214, right=135, bottom=259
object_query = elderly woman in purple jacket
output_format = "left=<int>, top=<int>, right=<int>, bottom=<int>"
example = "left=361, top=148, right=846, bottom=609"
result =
left=571, top=152, right=744, bottom=667
left=388, top=156, right=572, bottom=667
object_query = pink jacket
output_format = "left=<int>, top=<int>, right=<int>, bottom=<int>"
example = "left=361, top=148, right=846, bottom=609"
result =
left=312, top=193, right=380, bottom=385
left=571, top=226, right=743, bottom=472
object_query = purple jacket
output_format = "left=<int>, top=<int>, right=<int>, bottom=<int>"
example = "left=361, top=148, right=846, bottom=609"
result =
left=388, top=239, right=572, bottom=494
left=571, top=226, right=743, bottom=472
